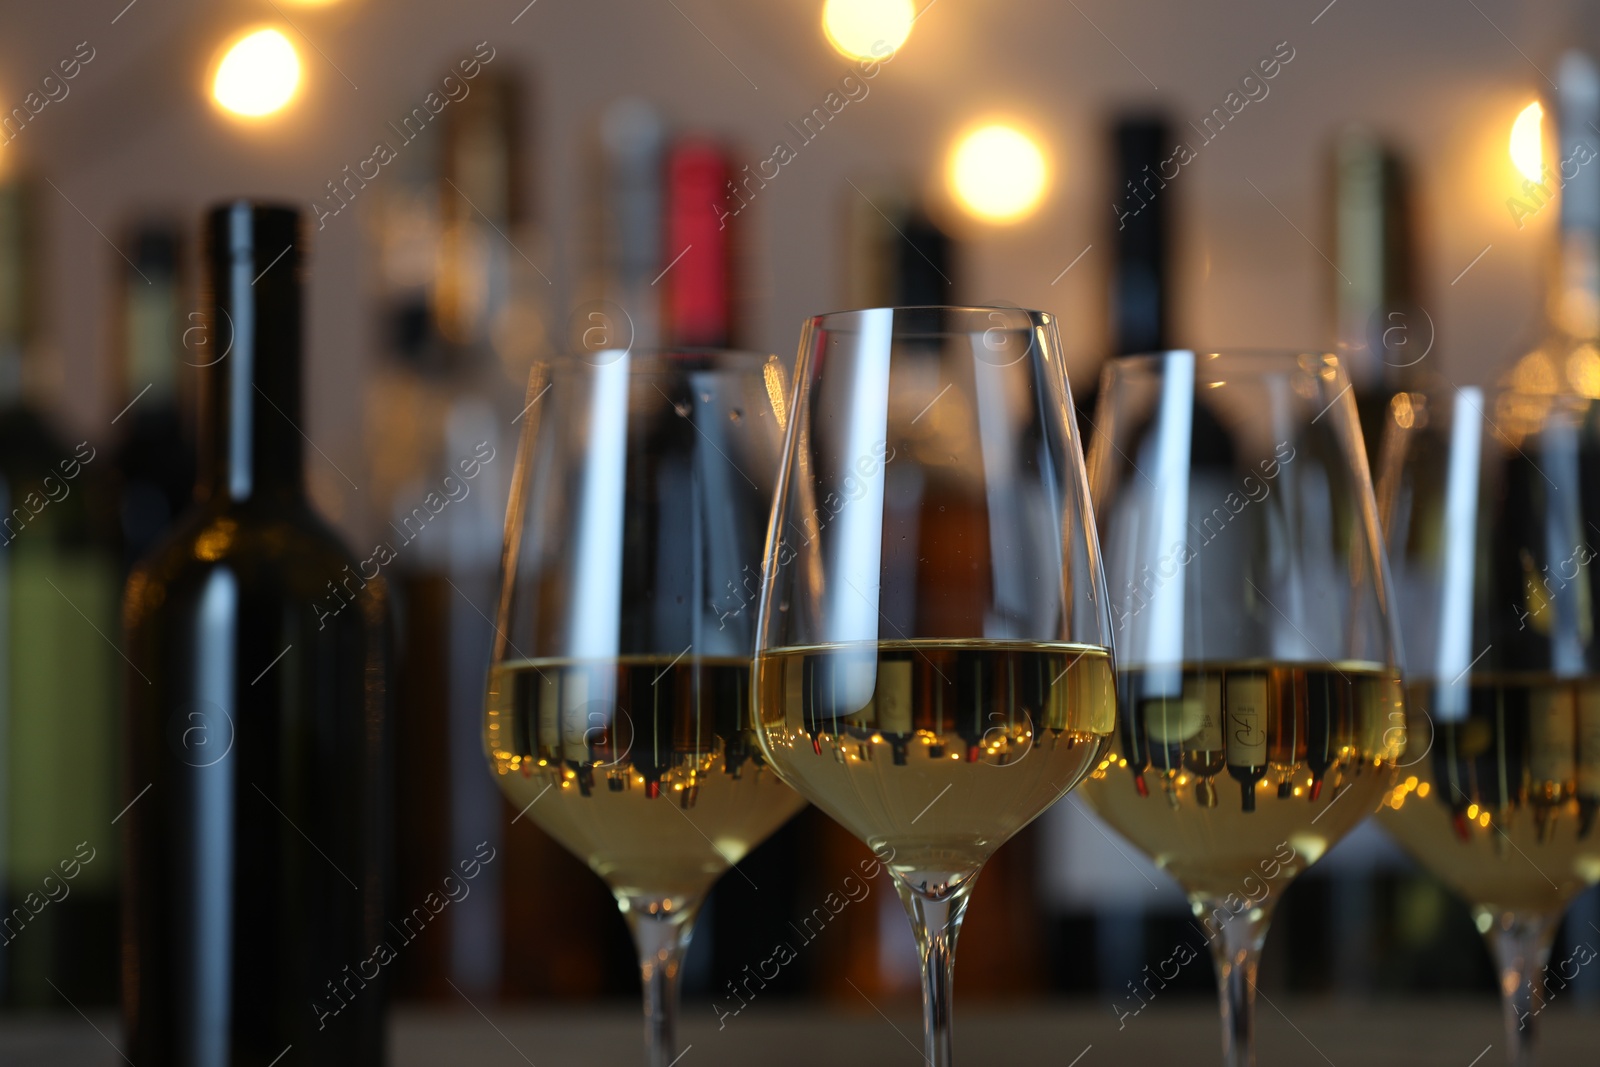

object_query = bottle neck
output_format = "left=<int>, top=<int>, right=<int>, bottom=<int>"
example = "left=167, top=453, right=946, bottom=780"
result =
left=124, top=228, right=182, bottom=409
left=1549, top=225, right=1600, bottom=339
left=126, top=272, right=181, bottom=407
left=1552, top=51, right=1600, bottom=340
left=198, top=206, right=305, bottom=502
left=1111, top=118, right=1170, bottom=355
left=0, top=180, right=35, bottom=409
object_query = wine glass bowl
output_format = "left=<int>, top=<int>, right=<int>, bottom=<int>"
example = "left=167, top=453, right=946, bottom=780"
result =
left=485, top=349, right=805, bottom=1065
left=752, top=306, right=1115, bottom=1064
left=1078, top=350, right=1404, bottom=1066
left=1375, top=384, right=1600, bottom=1064
left=755, top=640, right=1115, bottom=881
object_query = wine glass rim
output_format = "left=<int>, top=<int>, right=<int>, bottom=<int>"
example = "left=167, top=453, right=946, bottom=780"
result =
left=1110, top=347, right=1337, bottom=366
left=804, top=304, right=1053, bottom=329
left=1105, top=348, right=1349, bottom=386
left=540, top=347, right=778, bottom=374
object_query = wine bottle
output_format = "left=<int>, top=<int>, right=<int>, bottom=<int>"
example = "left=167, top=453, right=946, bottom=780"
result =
left=1527, top=685, right=1577, bottom=841
left=589, top=98, right=666, bottom=350
left=113, top=222, right=195, bottom=568
left=1500, top=50, right=1600, bottom=698
left=1303, top=671, right=1343, bottom=802
left=663, top=139, right=734, bottom=347
left=370, top=69, right=540, bottom=998
left=0, top=177, right=121, bottom=1005
left=1225, top=671, right=1270, bottom=812
left=876, top=658, right=915, bottom=766
left=1578, top=683, right=1600, bottom=837
left=1143, top=690, right=1196, bottom=807
left=122, top=203, right=390, bottom=1061
left=1072, top=116, right=1176, bottom=446
left=1268, top=669, right=1306, bottom=799
left=842, top=177, right=954, bottom=308
left=1181, top=675, right=1226, bottom=808
left=1329, top=126, right=1420, bottom=460
left=1110, top=116, right=1171, bottom=356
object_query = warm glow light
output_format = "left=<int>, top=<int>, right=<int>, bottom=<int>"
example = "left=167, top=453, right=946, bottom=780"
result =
left=213, top=29, right=301, bottom=117
left=948, top=124, right=1049, bottom=224
left=822, top=0, right=914, bottom=61
left=1511, top=101, right=1544, bottom=183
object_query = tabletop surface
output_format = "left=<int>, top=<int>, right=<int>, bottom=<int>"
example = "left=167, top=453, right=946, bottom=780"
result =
left=3, top=1000, right=1596, bottom=1065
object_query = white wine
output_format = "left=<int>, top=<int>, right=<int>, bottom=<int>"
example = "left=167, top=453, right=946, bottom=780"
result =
left=1380, top=677, right=1600, bottom=917
left=754, top=641, right=1115, bottom=877
left=486, top=656, right=805, bottom=902
left=1079, top=662, right=1403, bottom=898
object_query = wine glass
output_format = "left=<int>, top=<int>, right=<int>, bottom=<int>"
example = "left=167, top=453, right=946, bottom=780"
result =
left=752, top=306, right=1117, bottom=1065
left=1375, top=384, right=1600, bottom=1066
left=1078, top=350, right=1404, bottom=1067
left=485, top=348, right=807, bottom=1067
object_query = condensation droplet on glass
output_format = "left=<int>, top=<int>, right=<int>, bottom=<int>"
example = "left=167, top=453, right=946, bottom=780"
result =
left=729, top=408, right=743, bottom=422
left=700, top=392, right=712, bottom=403
left=674, top=401, right=691, bottom=417
left=779, top=600, right=790, bottom=612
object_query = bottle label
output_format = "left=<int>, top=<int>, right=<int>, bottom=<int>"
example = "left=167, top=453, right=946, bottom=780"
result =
left=1578, top=683, right=1600, bottom=795
left=1185, top=675, right=1223, bottom=751
left=8, top=546, right=118, bottom=890
left=1529, top=685, right=1578, bottom=786
left=1144, top=693, right=1203, bottom=744
left=874, top=659, right=913, bottom=734
left=1226, top=673, right=1269, bottom=765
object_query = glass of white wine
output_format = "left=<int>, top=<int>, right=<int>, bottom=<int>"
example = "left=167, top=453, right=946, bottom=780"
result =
left=753, top=306, right=1117, bottom=1066
left=1376, top=385, right=1600, bottom=1066
left=485, top=349, right=807, bottom=1067
left=1078, top=351, right=1404, bottom=1067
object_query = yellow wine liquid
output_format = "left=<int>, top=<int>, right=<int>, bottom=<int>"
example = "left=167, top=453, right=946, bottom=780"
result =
left=1380, top=677, right=1600, bottom=917
left=486, top=656, right=806, bottom=902
left=1079, top=662, right=1404, bottom=899
left=755, top=640, right=1115, bottom=876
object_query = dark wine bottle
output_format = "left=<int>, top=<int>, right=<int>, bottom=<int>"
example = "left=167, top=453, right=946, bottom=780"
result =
left=122, top=203, right=390, bottom=1062
left=1303, top=671, right=1342, bottom=802
left=1109, top=116, right=1171, bottom=356
left=1225, top=671, right=1269, bottom=812
left=1329, top=126, right=1419, bottom=464
left=1077, top=114, right=1173, bottom=451
left=113, top=222, right=196, bottom=568
left=0, top=177, right=121, bottom=1006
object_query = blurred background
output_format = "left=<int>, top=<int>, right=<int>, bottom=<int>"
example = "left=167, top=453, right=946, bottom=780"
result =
left=3, top=0, right=1600, bottom=1034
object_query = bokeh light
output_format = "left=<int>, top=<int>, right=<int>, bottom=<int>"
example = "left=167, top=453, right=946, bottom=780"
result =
left=822, top=0, right=915, bottom=62
left=1510, top=100, right=1544, bottom=183
left=947, top=124, right=1049, bottom=224
left=212, top=29, right=301, bottom=118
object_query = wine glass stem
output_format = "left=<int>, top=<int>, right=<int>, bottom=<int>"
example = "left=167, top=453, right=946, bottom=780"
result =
left=898, top=872, right=979, bottom=1067
left=623, top=896, right=699, bottom=1067
left=1194, top=896, right=1272, bottom=1067
left=1481, top=909, right=1558, bottom=1067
